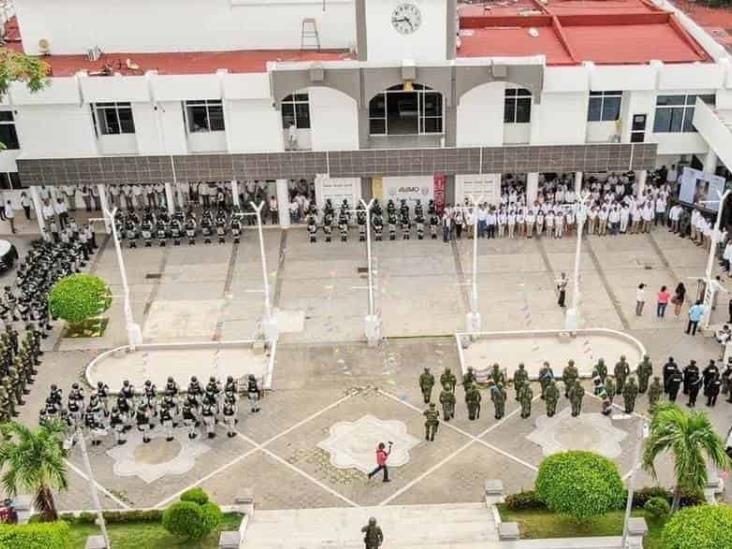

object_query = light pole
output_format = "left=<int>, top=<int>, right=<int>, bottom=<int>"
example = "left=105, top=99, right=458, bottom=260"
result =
left=466, top=194, right=483, bottom=333
left=359, top=198, right=380, bottom=347
left=565, top=191, right=590, bottom=332
left=250, top=201, right=278, bottom=341
left=76, top=426, right=110, bottom=548
left=98, top=204, right=142, bottom=349
left=621, top=420, right=649, bottom=548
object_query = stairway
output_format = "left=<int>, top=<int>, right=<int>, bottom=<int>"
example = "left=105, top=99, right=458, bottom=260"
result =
left=240, top=502, right=499, bottom=548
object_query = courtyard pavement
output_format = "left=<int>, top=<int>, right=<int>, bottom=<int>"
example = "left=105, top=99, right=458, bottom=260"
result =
left=0, top=219, right=730, bottom=516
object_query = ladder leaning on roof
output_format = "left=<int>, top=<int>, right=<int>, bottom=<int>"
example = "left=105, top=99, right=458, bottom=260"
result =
left=301, top=17, right=321, bottom=50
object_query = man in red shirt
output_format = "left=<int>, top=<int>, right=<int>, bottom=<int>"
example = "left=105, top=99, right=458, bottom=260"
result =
left=367, top=441, right=392, bottom=482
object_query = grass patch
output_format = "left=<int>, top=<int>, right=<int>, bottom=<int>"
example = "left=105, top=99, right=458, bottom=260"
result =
left=66, top=512, right=242, bottom=549
left=62, top=317, right=109, bottom=338
left=497, top=506, right=666, bottom=549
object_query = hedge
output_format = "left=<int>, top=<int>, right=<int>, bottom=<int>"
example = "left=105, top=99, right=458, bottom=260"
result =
left=535, top=451, right=625, bottom=520
left=0, top=521, right=71, bottom=549
left=662, top=504, right=732, bottom=549
left=643, top=497, right=670, bottom=519
left=58, top=509, right=163, bottom=524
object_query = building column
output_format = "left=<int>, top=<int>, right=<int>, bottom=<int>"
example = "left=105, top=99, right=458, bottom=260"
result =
left=97, top=184, right=112, bottom=232
left=703, top=148, right=718, bottom=174
left=276, top=179, right=290, bottom=228
left=526, top=172, right=539, bottom=204
left=231, top=180, right=240, bottom=208
left=29, top=186, right=46, bottom=238
left=164, top=182, right=175, bottom=215
left=635, top=170, right=647, bottom=199
left=574, top=171, right=583, bottom=195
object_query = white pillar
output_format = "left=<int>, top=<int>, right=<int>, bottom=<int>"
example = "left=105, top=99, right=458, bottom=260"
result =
left=164, top=182, right=175, bottom=214
left=526, top=172, right=539, bottom=204
left=704, top=149, right=718, bottom=174
left=574, top=171, right=583, bottom=194
left=97, top=184, right=112, bottom=233
left=175, top=183, right=184, bottom=210
left=635, top=170, right=647, bottom=199
left=276, top=179, right=290, bottom=228
left=231, top=180, right=240, bottom=208
left=29, top=186, right=46, bottom=237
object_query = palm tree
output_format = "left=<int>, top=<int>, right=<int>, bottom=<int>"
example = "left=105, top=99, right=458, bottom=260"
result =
left=0, top=420, right=68, bottom=521
left=642, top=402, right=730, bottom=512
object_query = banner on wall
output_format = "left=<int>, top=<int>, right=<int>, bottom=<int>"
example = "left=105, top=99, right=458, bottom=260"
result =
left=371, top=176, right=384, bottom=200
left=455, top=174, right=501, bottom=206
left=434, top=173, right=446, bottom=214
left=315, top=175, right=360, bottom=208
left=382, top=176, right=434, bottom=209
left=679, top=167, right=726, bottom=211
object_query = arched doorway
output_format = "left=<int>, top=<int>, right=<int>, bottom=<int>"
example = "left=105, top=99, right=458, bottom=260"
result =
left=368, top=83, right=443, bottom=136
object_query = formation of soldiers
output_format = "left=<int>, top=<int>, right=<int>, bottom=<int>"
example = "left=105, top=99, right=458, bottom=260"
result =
left=0, top=325, right=44, bottom=422
left=38, top=374, right=264, bottom=446
left=115, top=206, right=247, bottom=248
left=307, top=199, right=438, bottom=243
left=415, top=352, right=732, bottom=437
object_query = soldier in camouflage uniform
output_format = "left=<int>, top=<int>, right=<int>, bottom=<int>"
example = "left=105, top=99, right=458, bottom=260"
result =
left=637, top=355, right=653, bottom=394
left=647, top=376, right=663, bottom=409
left=538, top=362, right=554, bottom=400
left=562, top=360, right=579, bottom=398
left=0, top=386, right=11, bottom=422
left=614, top=355, right=630, bottom=394
left=462, top=367, right=477, bottom=392
left=519, top=383, right=533, bottom=419
left=605, top=376, right=616, bottom=405
left=418, top=367, right=435, bottom=404
left=490, top=382, right=507, bottom=420
left=544, top=379, right=559, bottom=417
left=622, top=376, right=639, bottom=414
left=489, top=364, right=505, bottom=387
left=439, top=387, right=455, bottom=421
left=440, top=367, right=457, bottom=393
left=361, top=517, right=384, bottom=549
left=465, top=383, right=481, bottom=420
left=513, top=363, right=528, bottom=401
left=568, top=380, right=585, bottom=417
left=423, top=403, right=440, bottom=441
left=594, top=358, right=608, bottom=383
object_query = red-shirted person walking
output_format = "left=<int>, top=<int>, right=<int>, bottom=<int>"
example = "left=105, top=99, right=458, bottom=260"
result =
left=367, top=441, right=392, bottom=482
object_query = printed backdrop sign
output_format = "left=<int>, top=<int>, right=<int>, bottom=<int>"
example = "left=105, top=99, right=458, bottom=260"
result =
left=455, top=174, right=501, bottom=206
left=679, top=167, right=726, bottom=211
left=382, top=176, right=434, bottom=210
left=314, top=175, right=360, bottom=208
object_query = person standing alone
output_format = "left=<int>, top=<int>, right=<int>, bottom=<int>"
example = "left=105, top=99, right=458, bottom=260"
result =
left=635, top=283, right=646, bottom=316
left=557, top=273, right=568, bottom=308
left=686, top=300, right=705, bottom=336
left=367, top=441, right=392, bottom=482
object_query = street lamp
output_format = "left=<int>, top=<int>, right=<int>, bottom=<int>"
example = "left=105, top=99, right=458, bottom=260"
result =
left=565, top=191, right=591, bottom=332
left=621, top=420, right=649, bottom=548
left=249, top=201, right=278, bottom=341
left=359, top=198, right=380, bottom=347
left=73, top=426, right=110, bottom=548
left=97, top=204, right=142, bottom=350
left=466, top=194, right=483, bottom=333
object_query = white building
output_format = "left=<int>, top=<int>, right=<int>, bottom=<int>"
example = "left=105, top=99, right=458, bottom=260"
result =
left=2, top=0, right=732, bottom=225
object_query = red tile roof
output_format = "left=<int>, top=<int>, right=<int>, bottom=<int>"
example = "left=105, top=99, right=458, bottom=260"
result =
left=457, top=0, right=712, bottom=65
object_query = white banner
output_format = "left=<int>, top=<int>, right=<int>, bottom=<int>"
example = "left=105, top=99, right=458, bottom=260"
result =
left=679, top=167, right=726, bottom=211
left=455, top=174, right=501, bottom=206
left=382, top=176, right=434, bottom=208
left=314, top=175, right=360, bottom=208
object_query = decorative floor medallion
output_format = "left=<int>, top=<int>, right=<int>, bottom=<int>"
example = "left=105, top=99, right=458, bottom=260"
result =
left=317, top=415, right=420, bottom=474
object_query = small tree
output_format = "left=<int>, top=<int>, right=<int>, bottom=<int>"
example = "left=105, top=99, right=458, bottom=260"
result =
left=662, top=504, right=732, bottom=549
left=163, top=489, right=222, bottom=541
left=643, top=402, right=730, bottom=512
left=0, top=421, right=68, bottom=521
left=535, top=451, right=625, bottom=520
left=48, top=274, right=112, bottom=334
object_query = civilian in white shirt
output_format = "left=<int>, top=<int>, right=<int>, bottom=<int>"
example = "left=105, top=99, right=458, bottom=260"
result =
left=54, top=198, right=68, bottom=229
left=4, top=200, right=15, bottom=234
left=63, top=184, right=77, bottom=211
left=132, top=184, right=143, bottom=210
left=641, top=204, right=654, bottom=233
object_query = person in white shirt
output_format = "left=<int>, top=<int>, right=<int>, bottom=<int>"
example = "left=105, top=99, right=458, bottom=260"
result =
left=4, top=200, right=15, bottom=234
left=19, top=192, right=31, bottom=221
left=635, top=283, right=646, bottom=316
left=641, top=204, right=654, bottom=233
left=608, top=206, right=620, bottom=236
left=289, top=199, right=299, bottom=223
left=619, top=205, right=630, bottom=234
left=497, top=209, right=507, bottom=238
left=268, top=196, right=278, bottom=225
left=90, top=185, right=101, bottom=210
left=507, top=209, right=516, bottom=239
left=122, top=184, right=133, bottom=211
left=54, top=197, right=68, bottom=229
left=669, top=204, right=682, bottom=233
left=63, top=185, right=77, bottom=212
left=108, top=184, right=120, bottom=208
left=132, top=184, right=143, bottom=210
left=598, top=206, right=608, bottom=236
left=516, top=208, right=525, bottom=237
left=655, top=196, right=667, bottom=227
left=525, top=209, right=535, bottom=238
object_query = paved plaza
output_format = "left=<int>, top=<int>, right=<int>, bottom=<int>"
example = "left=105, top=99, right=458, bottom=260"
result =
left=2, top=219, right=731, bottom=519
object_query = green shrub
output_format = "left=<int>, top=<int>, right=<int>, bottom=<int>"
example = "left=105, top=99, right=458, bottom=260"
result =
left=48, top=273, right=112, bottom=325
left=200, top=502, right=223, bottom=533
left=662, top=504, right=732, bottom=549
left=644, top=496, right=671, bottom=518
left=630, top=486, right=704, bottom=509
left=535, top=451, right=625, bottom=520
left=162, top=501, right=211, bottom=540
left=0, top=521, right=71, bottom=549
left=504, top=490, right=546, bottom=511
left=180, top=487, right=210, bottom=506
left=59, top=509, right=162, bottom=525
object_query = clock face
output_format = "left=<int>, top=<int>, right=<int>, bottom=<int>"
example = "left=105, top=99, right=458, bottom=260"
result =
left=391, top=3, right=422, bottom=35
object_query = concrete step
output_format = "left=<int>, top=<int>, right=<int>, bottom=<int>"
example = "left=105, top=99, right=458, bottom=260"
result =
left=241, top=503, right=499, bottom=548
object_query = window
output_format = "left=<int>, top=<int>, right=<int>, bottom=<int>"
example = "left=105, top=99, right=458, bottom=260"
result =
left=0, top=172, right=25, bottom=190
left=504, top=88, right=531, bottom=124
left=281, top=94, right=311, bottom=129
left=653, top=94, right=715, bottom=133
left=368, top=84, right=443, bottom=136
left=0, top=111, right=20, bottom=150
left=91, top=102, right=135, bottom=135
left=184, top=100, right=225, bottom=133
left=587, top=91, right=622, bottom=122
